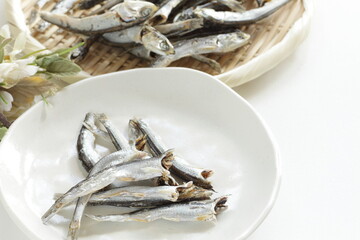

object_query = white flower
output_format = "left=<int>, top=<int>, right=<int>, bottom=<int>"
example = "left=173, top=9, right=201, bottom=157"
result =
left=0, top=57, right=39, bottom=88
left=0, top=91, right=13, bottom=112
left=0, top=25, right=11, bottom=39
left=9, top=32, right=27, bottom=61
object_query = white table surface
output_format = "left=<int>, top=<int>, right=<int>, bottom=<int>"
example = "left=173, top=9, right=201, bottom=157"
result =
left=1, top=0, right=360, bottom=239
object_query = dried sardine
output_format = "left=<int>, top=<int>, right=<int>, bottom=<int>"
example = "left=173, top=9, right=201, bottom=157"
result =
left=86, top=196, right=228, bottom=222
left=89, top=182, right=193, bottom=207
left=42, top=151, right=173, bottom=223
left=77, top=113, right=101, bottom=172
left=152, top=31, right=250, bottom=69
left=194, top=0, right=293, bottom=25
left=40, top=1, right=158, bottom=34
left=102, top=25, right=175, bottom=55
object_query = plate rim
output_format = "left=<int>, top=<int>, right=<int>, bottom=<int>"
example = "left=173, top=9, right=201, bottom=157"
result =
left=0, top=67, right=281, bottom=240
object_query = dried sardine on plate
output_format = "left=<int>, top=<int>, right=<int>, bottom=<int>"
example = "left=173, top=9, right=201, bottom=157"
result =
left=0, top=69, right=280, bottom=240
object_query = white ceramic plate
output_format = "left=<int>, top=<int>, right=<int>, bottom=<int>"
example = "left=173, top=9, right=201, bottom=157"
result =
left=0, top=68, right=280, bottom=240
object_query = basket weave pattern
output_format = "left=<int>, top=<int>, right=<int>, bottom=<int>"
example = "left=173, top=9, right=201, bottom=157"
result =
left=22, top=0, right=305, bottom=76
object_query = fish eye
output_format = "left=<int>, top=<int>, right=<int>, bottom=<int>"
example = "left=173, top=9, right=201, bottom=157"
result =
left=159, top=41, right=169, bottom=50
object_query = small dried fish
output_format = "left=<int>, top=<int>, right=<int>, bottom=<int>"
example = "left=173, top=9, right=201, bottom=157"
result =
left=38, top=0, right=79, bottom=32
left=89, top=182, right=193, bottom=207
left=41, top=150, right=173, bottom=223
left=77, top=113, right=101, bottom=172
left=102, top=25, right=175, bottom=56
left=194, top=0, right=293, bottom=25
left=86, top=196, right=228, bottom=222
left=129, top=119, right=214, bottom=189
left=40, top=1, right=158, bottom=34
left=152, top=31, right=250, bottom=69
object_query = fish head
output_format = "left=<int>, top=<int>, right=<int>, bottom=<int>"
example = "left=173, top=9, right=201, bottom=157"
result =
left=113, top=1, right=158, bottom=22
left=217, top=31, right=250, bottom=52
left=160, top=149, right=174, bottom=170
left=214, top=196, right=228, bottom=214
left=141, top=26, right=175, bottom=56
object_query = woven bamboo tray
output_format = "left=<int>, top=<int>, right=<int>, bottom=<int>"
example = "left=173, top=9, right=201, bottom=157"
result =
left=8, top=0, right=312, bottom=87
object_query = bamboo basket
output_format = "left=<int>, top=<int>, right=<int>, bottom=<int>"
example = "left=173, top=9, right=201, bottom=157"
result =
left=6, top=0, right=312, bottom=87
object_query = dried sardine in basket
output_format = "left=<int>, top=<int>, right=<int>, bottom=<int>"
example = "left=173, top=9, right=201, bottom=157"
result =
left=8, top=0, right=312, bottom=87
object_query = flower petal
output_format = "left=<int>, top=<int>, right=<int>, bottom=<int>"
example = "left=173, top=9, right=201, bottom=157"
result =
left=0, top=25, right=11, bottom=39
left=0, top=91, right=13, bottom=112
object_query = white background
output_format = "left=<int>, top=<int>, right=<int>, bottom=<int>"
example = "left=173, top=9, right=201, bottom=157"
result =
left=1, top=0, right=360, bottom=239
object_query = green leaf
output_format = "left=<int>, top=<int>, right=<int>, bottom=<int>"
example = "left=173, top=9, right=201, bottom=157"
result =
left=35, top=55, right=62, bottom=69
left=46, top=59, right=82, bottom=74
left=36, top=55, right=81, bottom=74
left=21, top=48, right=48, bottom=59
left=0, top=48, right=4, bottom=63
left=0, top=127, right=7, bottom=141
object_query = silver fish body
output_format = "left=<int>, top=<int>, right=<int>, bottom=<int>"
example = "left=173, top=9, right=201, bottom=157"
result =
left=40, top=1, right=158, bottom=34
left=152, top=31, right=250, bottom=69
left=194, top=0, right=293, bottom=25
left=77, top=113, right=101, bottom=172
left=87, top=196, right=228, bottom=222
left=41, top=151, right=173, bottom=223
left=102, top=25, right=175, bottom=56
left=89, top=182, right=193, bottom=207
left=38, top=0, right=79, bottom=32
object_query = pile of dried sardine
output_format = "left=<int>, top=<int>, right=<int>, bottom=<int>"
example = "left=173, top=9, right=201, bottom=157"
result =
left=42, top=113, right=227, bottom=239
left=35, top=0, right=293, bottom=72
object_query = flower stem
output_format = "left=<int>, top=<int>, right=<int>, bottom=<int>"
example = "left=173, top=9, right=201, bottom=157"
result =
left=0, top=112, right=11, bottom=128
